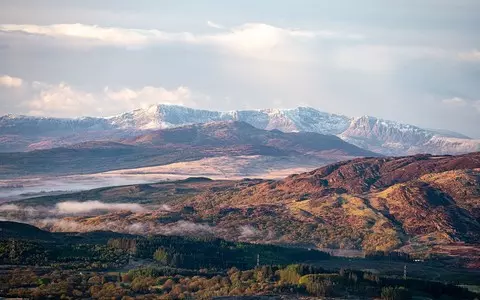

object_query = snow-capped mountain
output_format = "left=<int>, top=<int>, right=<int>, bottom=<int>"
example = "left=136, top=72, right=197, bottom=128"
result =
left=338, top=115, right=479, bottom=155
left=109, top=105, right=351, bottom=134
left=1, top=104, right=478, bottom=155
left=107, top=105, right=480, bottom=155
left=0, top=114, right=114, bottom=136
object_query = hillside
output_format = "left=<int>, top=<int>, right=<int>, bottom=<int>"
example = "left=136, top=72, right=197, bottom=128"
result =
left=3, top=153, right=479, bottom=267
left=0, top=121, right=377, bottom=178
left=125, top=121, right=374, bottom=156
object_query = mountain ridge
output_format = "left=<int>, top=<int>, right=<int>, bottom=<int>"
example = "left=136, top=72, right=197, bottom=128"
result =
left=1, top=104, right=478, bottom=155
left=0, top=121, right=377, bottom=178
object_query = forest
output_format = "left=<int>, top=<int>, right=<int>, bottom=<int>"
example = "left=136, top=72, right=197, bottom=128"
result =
left=1, top=221, right=478, bottom=299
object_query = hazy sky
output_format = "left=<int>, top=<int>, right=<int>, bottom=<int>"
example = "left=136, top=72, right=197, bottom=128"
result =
left=0, top=0, right=479, bottom=137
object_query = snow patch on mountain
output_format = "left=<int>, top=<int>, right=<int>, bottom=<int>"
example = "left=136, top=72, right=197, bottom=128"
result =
left=420, top=136, right=480, bottom=155
left=108, top=105, right=352, bottom=134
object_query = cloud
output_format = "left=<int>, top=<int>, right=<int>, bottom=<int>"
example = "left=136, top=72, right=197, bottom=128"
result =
left=203, top=23, right=319, bottom=62
left=238, top=225, right=260, bottom=239
left=28, top=82, right=99, bottom=116
left=55, top=201, right=145, bottom=214
left=0, top=201, right=145, bottom=216
left=442, top=97, right=467, bottom=106
left=104, top=86, right=192, bottom=108
left=0, top=23, right=195, bottom=47
left=160, top=204, right=173, bottom=212
left=442, top=97, right=480, bottom=114
left=207, top=21, right=225, bottom=30
left=0, top=23, right=362, bottom=62
left=0, top=75, right=23, bottom=88
left=0, top=203, right=215, bottom=236
left=333, top=45, right=447, bottom=73
left=458, top=49, right=480, bottom=62
left=0, top=204, right=22, bottom=212
left=163, top=220, right=215, bottom=235
left=0, top=204, right=45, bottom=217
left=473, top=100, right=480, bottom=113
left=36, top=218, right=215, bottom=236
left=18, top=79, right=202, bottom=118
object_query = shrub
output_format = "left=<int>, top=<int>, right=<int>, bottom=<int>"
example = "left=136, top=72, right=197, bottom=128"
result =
left=299, top=274, right=334, bottom=297
left=381, top=286, right=412, bottom=300
left=278, top=265, right=302, bottom=284
left=154, top=248, right=169, bottom=265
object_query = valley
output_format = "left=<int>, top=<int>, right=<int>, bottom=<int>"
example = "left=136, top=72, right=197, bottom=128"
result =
left=0, top=155, right=321, bottom=202
left=2, top=153, right=479, bottom=268
left=1, top=103, right=479, bottom=299
left=2, top=1, right=479, bottom=298
left=1, top=133, right=479, bottom=298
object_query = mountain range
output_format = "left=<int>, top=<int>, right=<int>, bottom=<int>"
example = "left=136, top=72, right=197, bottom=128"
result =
left=1, top=104, right=479, bottom=155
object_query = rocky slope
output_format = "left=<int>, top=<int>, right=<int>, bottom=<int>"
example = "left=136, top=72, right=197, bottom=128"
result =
left=340, top=116, right=479, bottom=155
left=1, top=105, right=478, bottom=155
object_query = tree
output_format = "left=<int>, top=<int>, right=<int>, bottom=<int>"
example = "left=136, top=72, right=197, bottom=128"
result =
left=154, top=248, right=169, bottom=265
left=131, top=277, right=156, bottom=293
left=299, top=274, right=334, bottom=297
left=278, top=265, right=302, bottom=284
left=381, top=286, right=412, bottom=300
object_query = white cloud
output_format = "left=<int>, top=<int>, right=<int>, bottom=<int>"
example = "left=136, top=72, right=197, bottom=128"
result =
left=104, top=86, right=192, bottom=108
left=458, top=49, right=480, bottom=61
left=0, top=75, right=23, bottom=88
left=442, top=97, right=480, bottom=114
left=28, top=82, right=99, bottom=116
left=207, top=20, right=225, bottom=29
left=0, top=202, right=145, bottom=216
left=0, top=204, right=22, bottom=212
left=55, top=201, right=145, bottom=214
left=0, top=23, right=195, bottom=47
left=203, top=23, right=319, bottom=62
left=442, top=97, right=467, bottom=106
left=24, top=81, right=201, bottom=117
left=0, top=23, right=362, bottom=62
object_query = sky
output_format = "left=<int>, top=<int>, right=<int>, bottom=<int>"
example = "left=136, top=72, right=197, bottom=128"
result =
left=0, top=0, right=479, bottom=137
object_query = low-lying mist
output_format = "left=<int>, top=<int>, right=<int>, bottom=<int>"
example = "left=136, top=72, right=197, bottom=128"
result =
left=55, top=201, right=145, bottom=214
left=0, top=175, right=172, bottom=202
left=0, top=201, right=219, bottom=238
left=0, top=201, right=277, bottom=243
left=0, top=201, right=146, bottom=216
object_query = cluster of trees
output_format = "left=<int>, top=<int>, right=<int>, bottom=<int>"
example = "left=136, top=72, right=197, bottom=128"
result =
left=0, top=233, right=477, bottom=299
left=0, top=264, right=476, bottom=299
left=0, top=239, right=128, bottom=269
left=0, top=235, right=329, bottom=271
left=108, top=236, right=330, bottom=270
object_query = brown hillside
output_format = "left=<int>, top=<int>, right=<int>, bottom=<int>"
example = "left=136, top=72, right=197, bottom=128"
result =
left=7, top=152, right=480, bottom=266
